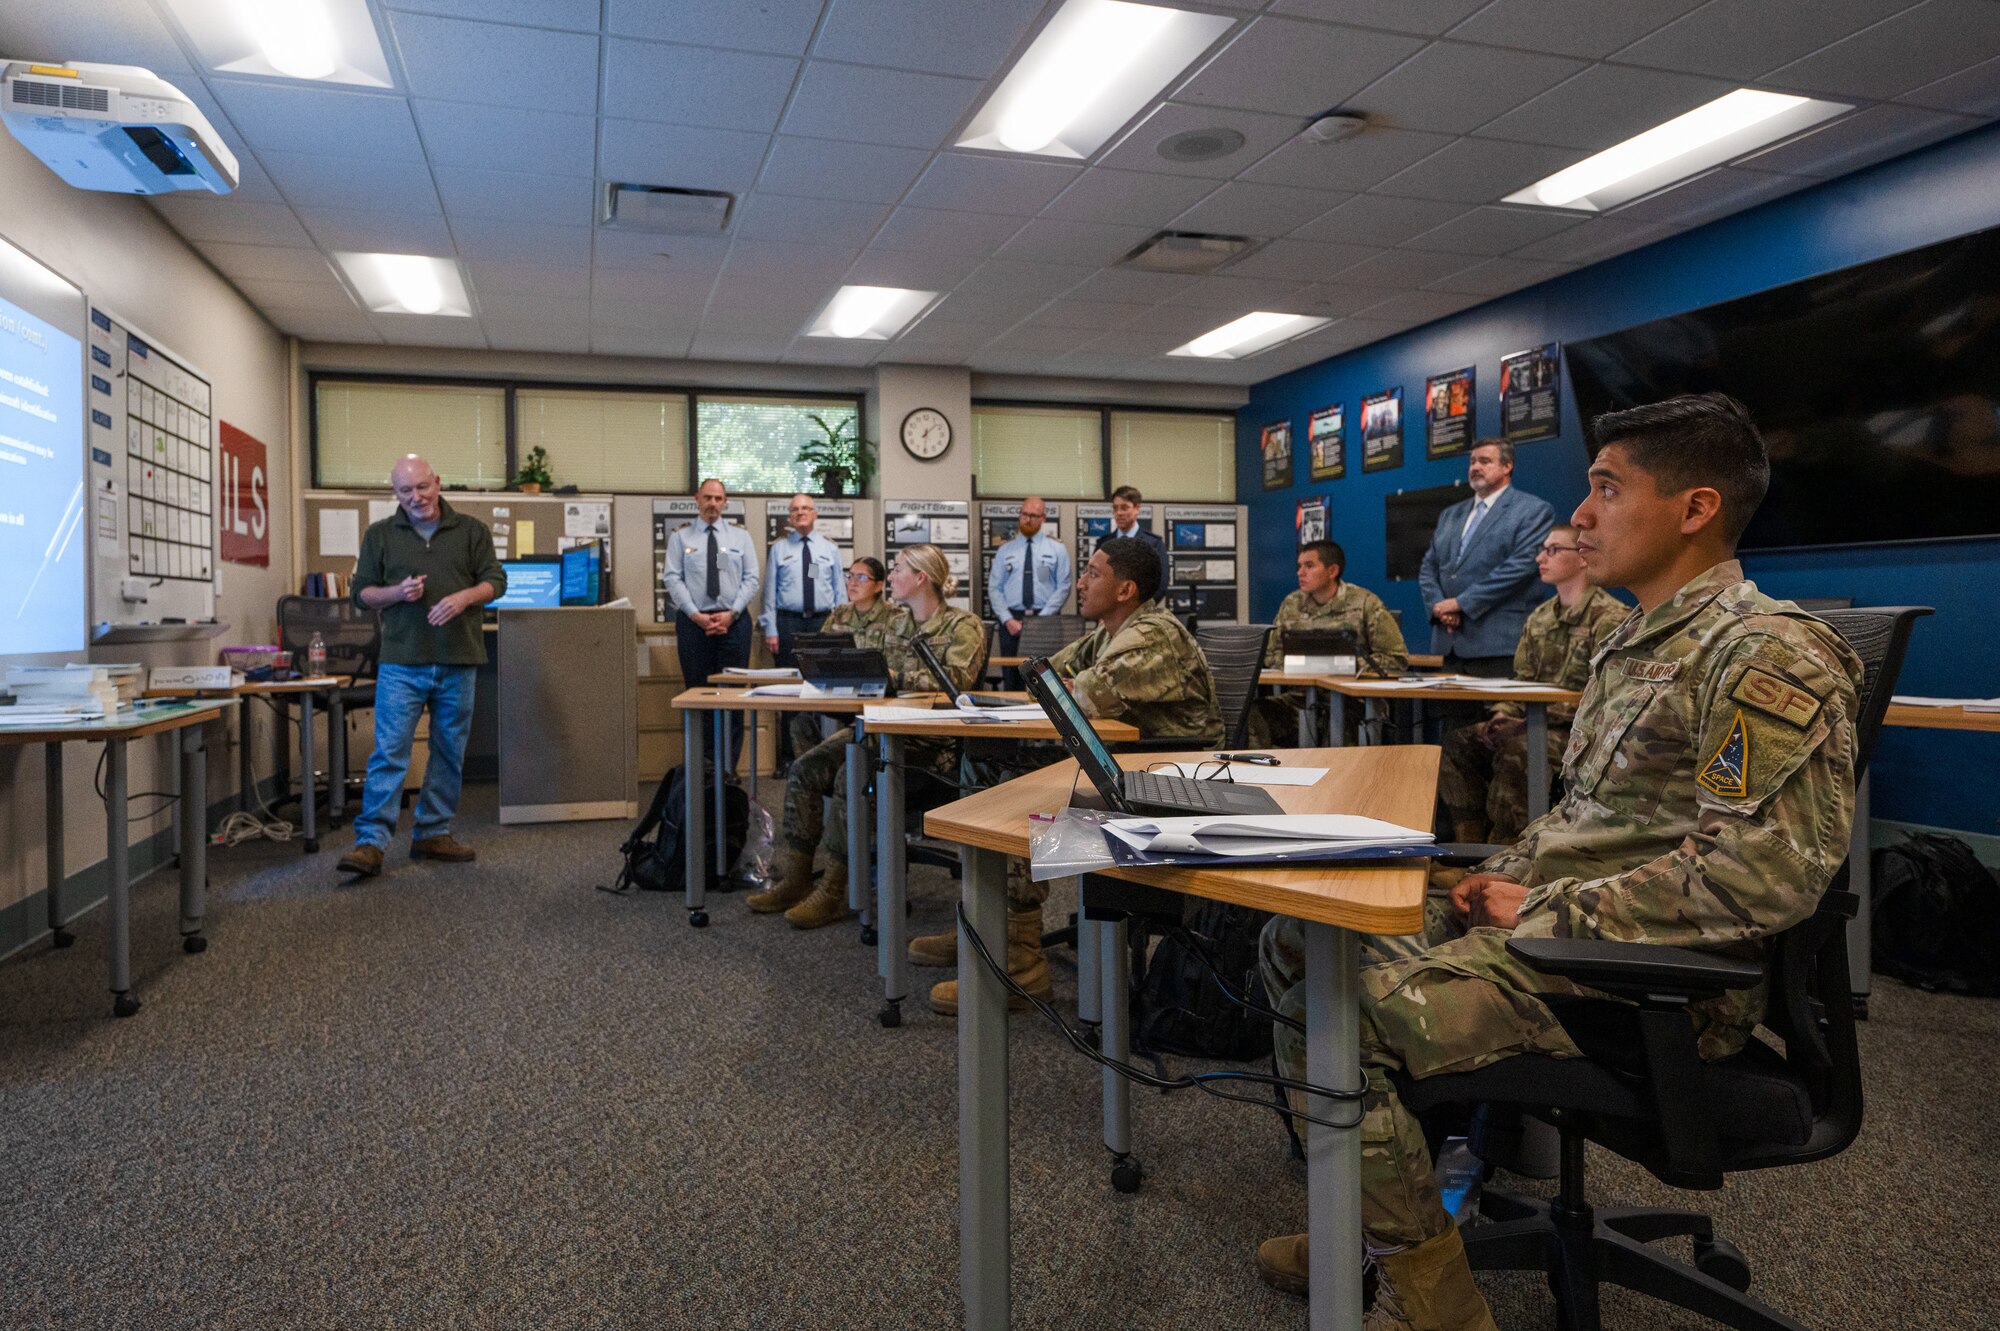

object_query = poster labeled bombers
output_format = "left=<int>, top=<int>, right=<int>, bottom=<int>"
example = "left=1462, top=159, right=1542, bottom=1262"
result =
left=1308, top=403, right=1344, bottom=480
left=1500, top=343, right=1562, bottom=442
left=1360, top=387, right=1403, bottom=473
left=1260, top=419, right=1293, bottom=490
left=1425, top=366, right=1475, bottom=459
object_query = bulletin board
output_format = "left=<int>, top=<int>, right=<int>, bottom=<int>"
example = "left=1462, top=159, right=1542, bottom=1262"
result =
left=883, top=499, right=971, bottom=611
left=1073, top=502, right=1153, bottom=576
left=1165, top=504, right=1241, bottom=621
left=302, top=489, right=614, bottom=588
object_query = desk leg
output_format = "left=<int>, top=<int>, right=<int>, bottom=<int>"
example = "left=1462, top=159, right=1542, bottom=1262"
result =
left=238, top=699, right=255, bottom=816
left=1101, top=917, right=1140, bottom=1193
left=178, top=722, right=209, bottom=953
left=45, top=744, right=73, bottom=948
left=746, top=705, right=758, bottom=800
left=1329, top=693, right=1347, bottom=748
left=1525, top=702, right=1550, bottom=824
left=959, top=844, right=1010, bottom=1330
left=848, top=726, right=872, bottom=934
left=1361, top=700, right=1383, bottom=747
left=683, top=710, right=708, bottom=927
left=298, top=690, right=319, bottom=854
left=1298, top=685, right=1318, bottom=748
left=1304, top=921, right=1363, bottom=1331
left=328, top=690, right=346, bottom=827
left=713, top=710, right=729, bottom=883
left=875, top=731, right=907, bottom=1027
left=105, top=739, right=139, bottom=1018
left=1847, top=769, right=1872, bottom=1014
left=1076, top=908, right=1101, bottom=1027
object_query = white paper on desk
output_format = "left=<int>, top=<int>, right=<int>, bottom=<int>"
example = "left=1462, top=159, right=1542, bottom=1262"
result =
left=1148, top=761, right=1327, bottom=787
left=723, top=667, right=802, bottom=679
left=954, top=697, right=1044, bottom=718
left=863, top=704, right=955, bottom=722
left=744, top=683, right=808, bottom=697
left=1102, top=814, right=1433, bottom=858
left=319, top=508, right=360, bottom=558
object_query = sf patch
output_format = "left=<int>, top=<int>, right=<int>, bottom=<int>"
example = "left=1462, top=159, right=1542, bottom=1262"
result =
left=1730, top=667, right=1822, bottom=729
left=1698, top=709, right=1750, bottom=799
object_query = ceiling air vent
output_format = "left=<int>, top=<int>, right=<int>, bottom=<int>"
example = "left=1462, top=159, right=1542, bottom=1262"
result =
left=1119, top=230, right=1257, bottom=275
left=1157, top=127, right=1244, bottom=163
left=601, top=183, right=734, bottom=235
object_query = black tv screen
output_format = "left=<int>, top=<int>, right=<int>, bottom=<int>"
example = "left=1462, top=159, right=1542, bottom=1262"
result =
left=1385, top=481, right=1471, bottom=580
left=1567, top=225, right=2000, bottom=553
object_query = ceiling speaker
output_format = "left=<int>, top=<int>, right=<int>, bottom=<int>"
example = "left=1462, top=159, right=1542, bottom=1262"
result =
left=1156, top=127, right=1246, bottom=163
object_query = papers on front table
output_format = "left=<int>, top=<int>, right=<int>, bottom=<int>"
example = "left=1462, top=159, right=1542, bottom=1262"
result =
left=1102, top=814, right=1433, bottom=859
left=953, top=697, right=1044, bottom=718
left=720, top=667, right=802, bottom=679
left=744, top=683, right=808, bottom=697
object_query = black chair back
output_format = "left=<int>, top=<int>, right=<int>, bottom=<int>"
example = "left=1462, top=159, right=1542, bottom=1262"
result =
left=1016, top=615, right=1083, bottom=659
left=278, top=596, right=383, bottom=679
left=1792, top=595, right=1854, bottom=611
left=1197, top=623, right=1272, bottom=750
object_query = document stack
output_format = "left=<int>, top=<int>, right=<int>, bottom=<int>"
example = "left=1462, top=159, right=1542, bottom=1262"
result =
left=0, top=663, right=145, bottom=725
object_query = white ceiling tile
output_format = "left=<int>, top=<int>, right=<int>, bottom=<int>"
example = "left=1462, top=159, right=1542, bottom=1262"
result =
left=1900, top=52, right=2000, bottom=115
left=412, top=100, right=597, bottom=176
left=598, top=121, right=771, bottom=192
left=1290, top=282, right=1411, bottom=317
left=780, top=61, right=983, bottom=148
left=434, top=167, right=596, bottom=225
left=1239, top=126, right=1458, bottom=190
left=1096, top=103, right=1310, bottom=180
left=1268, top=0, right=1490, bottom=34
left=233, top=278, right=345, bottom=310
left=474, top=292, right=593, bottom=322
left=716, top=239, right=859, bottom=281
left=700, top=309, right=820, bottom=336
left=733, top=194, right=890, bottom=246
left=486, top=320, right=604, bottom=353
left=1400, top=205, right=1584, bottom=256
left=812, top=0, right=1045, bottom=79
left=1158, top=275, right=1316, bottom=310
left=1334, top=247, right=1480, bottom=287
left=606, top=0, right=827, bottom=55
left=450, top=220, right=595, bottom=264
left=592, top=231, right=733, bottom=272
left=591, top=328, right=698, bottom=358
left=297, top=207, right=455, bottom=252
left=782, top=338, right=884, bottom=366
left=755, top=137, right=932, bottom=203
left=201, top=153, right=284, bottom=207
left=903, top=154, right=1084, bottom=216
left=1447, top=0, right=1708, bottom=60
left=1025, top=301, right=1154, bottom=331
left=0, top=0, right=196, bottom=74
left=264, top=304, right=384, bottom=342
left=689, top=334, right=797, bottom=360
left=955, top=260, right=1094, bottom=296
left=926, top=287, right=1049, bottom=325
left=1347, top=41, right=1587, bottom=135
left=1511, top=216, right=1684, bottom=263
left=386, top=0, right=601, bottom=28
left=984, top=325, right=1101, bottom=356
left=208, top=80, right=426, bottom=159
left=1221, top=237, right=1381, bottom=281
left=1423, top=255, right=1576, bottom=295
left=870, top=206, right=1027, bottom=256
left=893, top=318, right=994, bottom=349
left=1613, top=0, right=1914, bottom=81
left=1478, top=65, right=1740, bottom=152
left=1743, top=104, right=1979, bottom=176
left=259, top=151, right=443, bottom=214
left=1609, top=167, right=1810, bottom=224
left=1075, top=326, right=1189, bottom=357
left=1291, top=193, right=1467, bottom=245
left=464, top=261, right=593, bottom=297
left=1064, top=268, right=1196, bottom=302
left=593, top=294, right=708, bottom=330
left=843, top=249, right=985, bottom=288
left=198, top=241, right=341, bottom=283
left=369, top=313, right=491, bottom=346
left=148, top=197, right=317, bottom=248
left=992, top=219, right=1156, bottom=266
left=1170, top=181, right=1351, bottom=236
left=1373, top=137, right=1583, bottom=202
left=1768, top=0, right=2000, bottom=100
left=601, top=38, right=800, bottom=133
left=1175, top=17, right=1425, bottom=118
left=1040, top=169, right=1218, bottom=226
left=386, top=11, right=602, bottom=113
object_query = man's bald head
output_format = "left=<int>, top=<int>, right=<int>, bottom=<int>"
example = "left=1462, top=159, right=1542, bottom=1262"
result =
left=390, top=454, right=442, bottom=524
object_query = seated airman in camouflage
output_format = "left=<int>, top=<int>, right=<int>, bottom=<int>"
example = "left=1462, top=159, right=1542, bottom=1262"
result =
left=1253, top=539, right=1408, bottom=747
left=1255, top=394, right=1862, bottom=1330
left=1437, top=522, right=1628, bottom=844
left=772, top=557, right=913, bottom=776
left=920, top=535, right=1224, bottom=1017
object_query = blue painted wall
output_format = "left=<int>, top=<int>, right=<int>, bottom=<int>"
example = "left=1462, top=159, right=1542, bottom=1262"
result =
left=1238, top=122, right=2000, bottom=835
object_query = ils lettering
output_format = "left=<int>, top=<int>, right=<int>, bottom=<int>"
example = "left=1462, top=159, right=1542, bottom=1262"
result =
left=1698, top=709, right=1750, bottom=799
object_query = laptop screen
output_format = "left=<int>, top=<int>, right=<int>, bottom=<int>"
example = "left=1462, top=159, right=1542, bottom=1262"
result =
left=1022, top=658, right=1128, bottom=803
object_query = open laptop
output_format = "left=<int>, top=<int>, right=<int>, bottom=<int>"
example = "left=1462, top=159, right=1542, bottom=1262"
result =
left=910, top=634, right=1016, bottom=708
left=1020, top=657, right=1282, bottom=817
left=796, top=647, right=894, bottom=697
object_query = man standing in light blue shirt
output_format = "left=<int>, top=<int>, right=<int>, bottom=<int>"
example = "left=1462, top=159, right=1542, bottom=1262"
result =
left=662, top=477, right=761, bottom=764
left=987, top=495, right=1072, bottom=681
left=761, top=493, right=845, bottom=769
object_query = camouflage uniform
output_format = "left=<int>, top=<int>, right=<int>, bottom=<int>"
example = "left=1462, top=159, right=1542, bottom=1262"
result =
left=1438, top=585, right=1628, bottom=840
left=1254, top=582, right=1409, bottom=747
left=1263, top=561, right=1860, bottom=1252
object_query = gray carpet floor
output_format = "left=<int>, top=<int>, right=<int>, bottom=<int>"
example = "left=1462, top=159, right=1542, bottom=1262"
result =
left=1, top=781, right=1994, bottom=1330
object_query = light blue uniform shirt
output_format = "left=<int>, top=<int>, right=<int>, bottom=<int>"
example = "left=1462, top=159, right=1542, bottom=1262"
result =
left=987, top=530, right=1072, bottom=618
left=661, top=518, right=761, bottom=619
left=760, top=530, right=847, bottom=634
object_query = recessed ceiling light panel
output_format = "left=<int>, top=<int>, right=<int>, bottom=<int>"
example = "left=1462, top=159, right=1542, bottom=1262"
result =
left=332, top=252, right=472, bottom=316
left=805, top=286, right=939, bottom=340
left=956, top=0, right=1235, bottom=160
left=1168, top=311, right=1331, bottom=359
left=161, top=0, right=394, bottom=88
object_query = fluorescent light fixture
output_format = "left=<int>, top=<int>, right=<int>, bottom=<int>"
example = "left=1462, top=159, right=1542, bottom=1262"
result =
left=805, top=286, right=938, bottom=340
left=1503, top=88, right=1849, bottom=213
left=1168, top=311, right=1332, bottom=360
left=331, top=252, right=473, bottom=317
left=957, top=0, right=1234, bottom=160
left=160, top=0, right=394, bottom=88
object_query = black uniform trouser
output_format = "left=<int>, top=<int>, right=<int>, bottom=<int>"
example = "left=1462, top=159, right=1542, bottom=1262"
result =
left=771, top=609, right=826, bottom=765
left=676, top=610, right=751, bottom=768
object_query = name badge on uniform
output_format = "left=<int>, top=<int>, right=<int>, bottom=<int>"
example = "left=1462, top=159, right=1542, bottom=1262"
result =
left=1619, top=658, right=1680, bottom=683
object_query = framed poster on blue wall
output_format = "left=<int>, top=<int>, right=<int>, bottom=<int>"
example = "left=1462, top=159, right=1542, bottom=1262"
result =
left=1500, top=343, right=1562, bottom=442
left=1260, top=418, right=1293, bottom=490
left=1360, top=387, right=1403, bottom=472
left=1308, top=403, right=1344, bottom=479
left=1425, top=366, right=1475, bottom=459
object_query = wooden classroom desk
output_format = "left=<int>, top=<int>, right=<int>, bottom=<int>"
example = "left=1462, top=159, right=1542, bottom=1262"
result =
left=146, top=675, right=354, bottom=852
left=926, top=745, right=1437, bottom=1331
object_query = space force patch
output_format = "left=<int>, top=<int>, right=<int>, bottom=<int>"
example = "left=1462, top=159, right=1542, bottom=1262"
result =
left=1697, top=710, right=1750, bottom=799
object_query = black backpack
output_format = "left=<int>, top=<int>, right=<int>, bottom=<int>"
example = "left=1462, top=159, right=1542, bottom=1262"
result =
left=605, top=764, right=750, bottom=895
left=1131, top=900, right=1275, bottom=1062
left=1871, top=833, right=2000, bottom=996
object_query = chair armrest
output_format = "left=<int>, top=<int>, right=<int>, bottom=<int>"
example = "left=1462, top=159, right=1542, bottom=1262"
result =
left=1506, top=937, right=1763, bottom=1004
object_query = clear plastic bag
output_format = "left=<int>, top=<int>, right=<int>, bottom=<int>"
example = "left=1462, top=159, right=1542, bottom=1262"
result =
left=732, top=801, right=775, bottom=887
left=1028, top=807, right=1122, bottom=881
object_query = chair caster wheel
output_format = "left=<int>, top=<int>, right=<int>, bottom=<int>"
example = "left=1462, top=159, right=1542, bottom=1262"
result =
left=303, top=838, right=320, bottom=854
left=112, top=992, right=142, bottom=1018
left=878, top=1001, right=902, bottom=1028
left=51, top=928, right=75, bottom=949
left=1110, top=1155, right=1143, bottom=1194
left=860, top=925, right=878, bottom=946
left=183, top=935, right=208, bottom=954
left=689, top=910, right=709, bottom=928
left=1692, top=1237, right=1750, bottom=1291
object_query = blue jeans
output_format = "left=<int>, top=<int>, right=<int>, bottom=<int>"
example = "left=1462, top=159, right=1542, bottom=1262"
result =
left=353, top=663, right=478, bottom=850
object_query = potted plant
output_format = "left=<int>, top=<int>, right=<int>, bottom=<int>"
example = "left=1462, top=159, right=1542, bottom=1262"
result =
left=798, top=414, right=875, bottom=497
left=515, top=445, right=552, bottom=494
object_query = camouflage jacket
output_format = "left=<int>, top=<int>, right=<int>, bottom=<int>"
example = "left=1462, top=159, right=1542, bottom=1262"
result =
left=1482, top=561, right=1862, bottom=1059
left=1264, top=582, right=1410, bottom=672
left=1493, top=585, right=1630, bottom=725
left=821, top=597, right=914, bottom=653
left=883, top=603, right=987, bottom=694
left=1051, top=599, right=1224, bottom=745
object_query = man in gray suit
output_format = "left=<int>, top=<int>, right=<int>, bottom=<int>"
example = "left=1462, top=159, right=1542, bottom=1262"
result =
left=1419, top=438, right=1554, bottom=675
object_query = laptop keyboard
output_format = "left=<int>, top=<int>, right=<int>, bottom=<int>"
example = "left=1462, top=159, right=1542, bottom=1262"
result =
left=1125, top=770, right=1237, bottom=810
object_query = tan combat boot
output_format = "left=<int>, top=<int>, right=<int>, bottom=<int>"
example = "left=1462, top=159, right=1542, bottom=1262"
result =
left=784, top=859, right=855, bottom=929
left=745, top=848, right=814, bottom=913
left=928, top=907, right=1054, bottom=1016
left=908, top=929, right=956, bottom=967
left=1367, top=1227, right=1497, bottom=1331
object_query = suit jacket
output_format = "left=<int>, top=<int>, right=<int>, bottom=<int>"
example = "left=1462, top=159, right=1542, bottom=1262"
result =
left=1417, top=485, right=1554, bottom=658
left=1095, top=527, right=1168, bottom=584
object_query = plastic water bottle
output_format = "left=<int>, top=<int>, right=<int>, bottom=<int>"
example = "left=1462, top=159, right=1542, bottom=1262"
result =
left=307, top=632, right=327, bottom=678
left=1434, top=1137, right=1484, bottom=1224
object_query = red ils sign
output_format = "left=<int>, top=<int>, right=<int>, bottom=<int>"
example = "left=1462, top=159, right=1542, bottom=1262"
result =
left=219, top=421, right=269, bottom=567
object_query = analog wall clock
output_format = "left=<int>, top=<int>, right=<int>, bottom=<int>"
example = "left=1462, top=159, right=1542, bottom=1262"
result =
left=900, top=407, right=952, bottom=460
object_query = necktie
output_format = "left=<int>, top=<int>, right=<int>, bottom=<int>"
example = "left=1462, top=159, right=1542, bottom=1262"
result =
left=705, top=524, right=720, bottom=602
left=1026, top=535, right=1039, bottom=610
left=1461, top=499, right=1487, bottom=549
left=802, top=543, right=816, bottom=616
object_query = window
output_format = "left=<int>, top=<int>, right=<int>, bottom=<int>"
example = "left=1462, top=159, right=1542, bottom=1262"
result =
left=1110, top=410, right=1234, bottom=502
left=314, top=380, right=507, bottom=489
left=971, top=404, right=1103, bottom=497
left=695, top=396, right=859, bottom=494
left=515, top=387, right=689, bottom=493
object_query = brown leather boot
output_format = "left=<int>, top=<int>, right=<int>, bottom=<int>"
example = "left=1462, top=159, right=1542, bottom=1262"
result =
left=336, top=844, right=384, bottom=877
left=1367, top=1227, right=1496, bottom=1331
left=411, top=833, right=476, bottom=862
left=784, top=860, right=855, bottom=930
left=746, top=849, right=814, bottom=913
left=908, top=930, right=957, bottom=967
left=1255, top=1232, right=1309, bottom=1296
left=928, top=906, right=1054, bottom=1016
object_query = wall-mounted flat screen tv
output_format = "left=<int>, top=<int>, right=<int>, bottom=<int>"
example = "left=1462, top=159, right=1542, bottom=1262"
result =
left=1566, top=224, right=2000, bottom=553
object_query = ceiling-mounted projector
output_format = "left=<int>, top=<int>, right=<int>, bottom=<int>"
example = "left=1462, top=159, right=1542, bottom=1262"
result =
left=1, top=60, right=238, bottom=195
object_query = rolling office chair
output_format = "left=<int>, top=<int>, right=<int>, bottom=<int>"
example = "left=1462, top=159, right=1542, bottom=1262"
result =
left=1396, top=605, right=1928, bottom=1331
left=275, top=595, right=382, bottom=826
left=1791, top=596, right=1854, bottom=611
left=1016, top=614, right=1085, bottom=659
left=1196, top=623, right=1273, bottom=750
